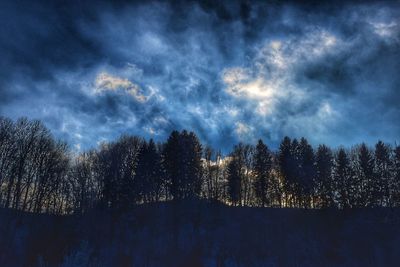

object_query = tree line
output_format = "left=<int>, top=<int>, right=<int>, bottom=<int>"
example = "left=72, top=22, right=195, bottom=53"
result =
left=0, top=116, right=400, bottom=214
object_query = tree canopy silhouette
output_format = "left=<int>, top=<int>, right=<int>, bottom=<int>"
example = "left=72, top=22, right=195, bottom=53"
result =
left=1, top=116, right=400, bottom=214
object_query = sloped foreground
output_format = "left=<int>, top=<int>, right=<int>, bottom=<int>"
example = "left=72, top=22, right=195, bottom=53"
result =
left=1, top=201, right=400, bottom=267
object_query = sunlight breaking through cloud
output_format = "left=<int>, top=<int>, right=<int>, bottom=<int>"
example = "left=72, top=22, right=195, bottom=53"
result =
left=221, top=29, right=343, bottom=142
left=1, top=0, right=399, bottom=151
left=94, top=72, right=146, bottom=102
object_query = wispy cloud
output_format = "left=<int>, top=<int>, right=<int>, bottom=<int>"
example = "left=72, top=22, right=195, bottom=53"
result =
left=94, top=72, right=146, bottom=102
left=0, top=1, right=399, bottom=151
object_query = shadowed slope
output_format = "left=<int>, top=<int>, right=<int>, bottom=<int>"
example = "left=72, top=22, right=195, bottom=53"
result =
left=1, top=201, right=400, bottom=267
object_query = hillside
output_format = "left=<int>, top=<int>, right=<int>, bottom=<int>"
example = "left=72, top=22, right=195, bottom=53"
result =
left=1, top=201, right=400, bottom=267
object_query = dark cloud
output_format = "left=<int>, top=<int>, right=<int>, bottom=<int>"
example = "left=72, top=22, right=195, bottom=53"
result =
left=0, top=0, right=399, bottom=152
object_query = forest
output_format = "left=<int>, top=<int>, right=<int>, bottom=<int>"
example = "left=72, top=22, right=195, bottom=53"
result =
left=2, top=0, right=400, bottom=265
left=1, top=116, right=400, bottom=214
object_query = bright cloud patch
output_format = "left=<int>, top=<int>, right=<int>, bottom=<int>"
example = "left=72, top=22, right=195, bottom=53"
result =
left=94, top=72, right=146, bottom=102
left=370, top=21, right=399, bottom=40
left=235, top=122, right=255, bottom=141
left=222, top=29, right=342, bottom=141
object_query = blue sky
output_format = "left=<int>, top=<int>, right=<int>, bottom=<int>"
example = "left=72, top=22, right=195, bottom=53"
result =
left=0, top=0, right=399, bottom=152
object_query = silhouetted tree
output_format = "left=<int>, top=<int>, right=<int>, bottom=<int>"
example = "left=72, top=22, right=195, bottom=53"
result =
left=98, top=136, right=142, bottom=209
left=203, top=147, right=223, bottom=200
left=241, top=144, right=254, bottom=206
left=253, top=140, right=272, bottom=207
left=374, top=141, right=391, bottom=206
left=163, top=130, right=180, bottom=200
left=2, top=115, right=400, bottom=214
left=227, top=152, right=242, bottom=206
left=135, top=139, right=164, bottom=203
left=298, top=137, right=316, bottom=208
left=392, top=146, right=400, bottom=205
left=32, top=140, right=69, bottom=213
left=333, top=148, right=351, bottom=209
left=226, top=143, right=254, bottom=206
left=279, top=136, right=295, bottom=207
left=69, top=151, right=100, bottom=213
left=315, top=144, right=333, bottom=208
left=12, top=118, right=42, bottom=210
left=355, top=144, right=375, bottom=207
left=164, top=130, right=203, bottom=200
left=0, top=117, right=69, bottom=213
left=0, top=117, right=16, bottom=207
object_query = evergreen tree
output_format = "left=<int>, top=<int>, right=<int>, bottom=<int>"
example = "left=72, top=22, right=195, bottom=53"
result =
left=279, top=136, right=292, bottom=183
left=135, top=139, right=164, bottom=203
left=315, top=144, right=333, bottom=208
left=333, top=148, right=351, bottom=209
left=290, top=138, right=303, bottom=206
left=253, top=140, right=272, bottom=207
left=163, top=130, right=181, bottom=199
left=298, top=137, right=316, bottom=208
left=227, top=153, right=242, bottom=206
left=392, top=146, right=400, bottom=206
left=98, top=136, right=141, bottom=209
left=374, top=141, right=391, bottom=206
left=182, top=131, right=203, bottom=198
left=356, top=144, right=375, bottom=207
left=163, top=130, right=203, bottom=200
left=279, top=136, right=295, bottom=206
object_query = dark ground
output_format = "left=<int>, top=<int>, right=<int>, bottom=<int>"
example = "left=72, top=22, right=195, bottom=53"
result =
left=1, top=201, right=400, bottom=267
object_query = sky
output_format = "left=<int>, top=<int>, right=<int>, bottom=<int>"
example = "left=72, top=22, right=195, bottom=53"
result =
left=0, top=0, right=399, bottom=152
